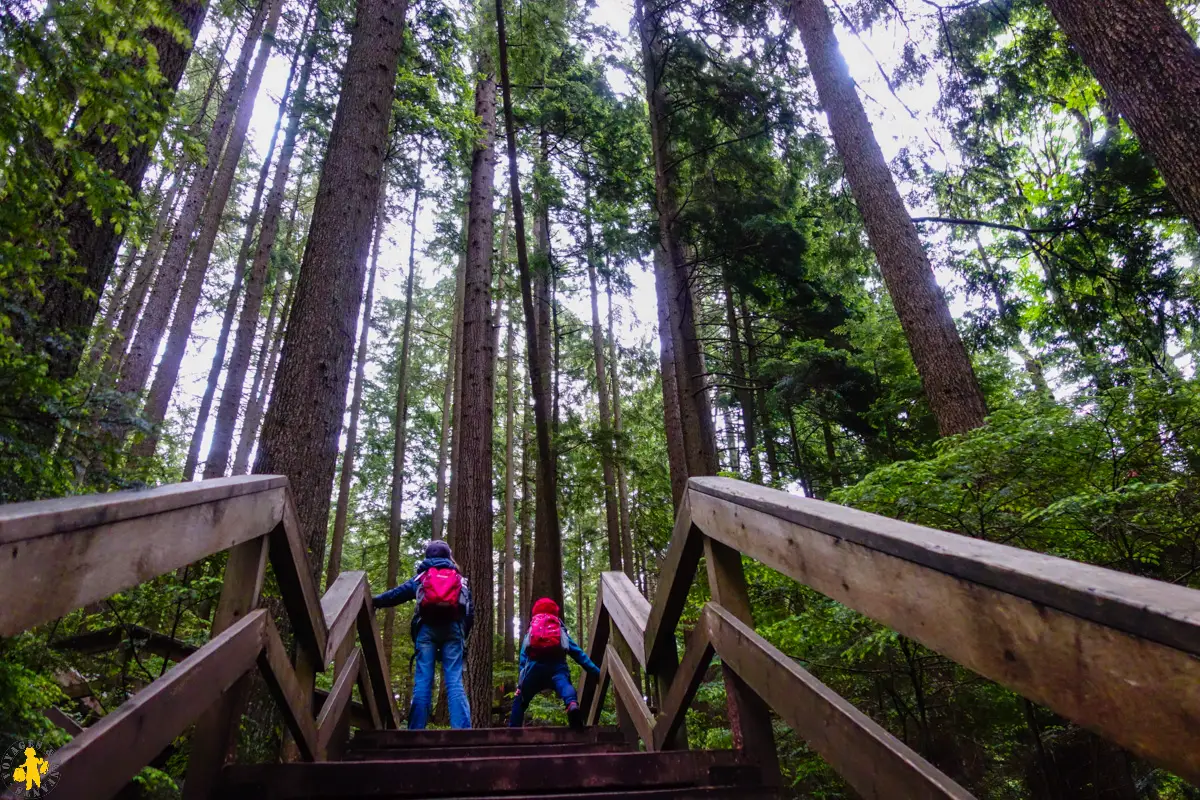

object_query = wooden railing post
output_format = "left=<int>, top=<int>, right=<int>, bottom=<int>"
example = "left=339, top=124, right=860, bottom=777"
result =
left=703, top=537, right=779, bottom=783
left=183, top=534, right=270, bottom=799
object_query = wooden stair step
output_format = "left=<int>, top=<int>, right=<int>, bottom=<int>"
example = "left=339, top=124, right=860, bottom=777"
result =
left=346, top=741, right=633, bottom=760
left=221, top=750, right=763, bottom=798
left=420, top=789, right=787, bottom=800
left=350, top=726, right=624, bottom=749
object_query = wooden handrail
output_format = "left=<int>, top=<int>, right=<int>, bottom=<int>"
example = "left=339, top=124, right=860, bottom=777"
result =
left=583, top=476, right=1200, bottom=794
left=0, top=477, right=401, bottom=798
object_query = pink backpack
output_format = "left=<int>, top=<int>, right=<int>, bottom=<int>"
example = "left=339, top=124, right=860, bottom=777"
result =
left=526, top=613, right=566, bottom=658
left=418, top=567, right=463, bottom=621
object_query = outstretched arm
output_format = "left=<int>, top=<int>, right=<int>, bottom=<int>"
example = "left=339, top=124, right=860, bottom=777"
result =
left=372, top=575, right=418, bottom=608
left=565, top=633, right=601, bottom=675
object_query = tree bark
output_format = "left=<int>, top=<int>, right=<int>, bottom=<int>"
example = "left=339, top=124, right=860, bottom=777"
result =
left=502, top=277, right=518, bottom=664
left=233, top=268, right=293, bottom=474
left=384, top=143, right=425, bottom=675
left=32, top=0, right=209, bottom=381
left=740, top=295, right=779, bottom=481
left=497, top=5, right=562, bottom=610
left=458, top=51, right=498, bottom=727
left=608, top=279, right=634, bottom=581
left=1041, top=0, right=1200, bottom=236
left=433, top=225, right=466, bottom=541
left=184, top=7, right=311, bottom=480
left=586, top=224, right=621, bottom=572
left=444, top=218, right=468, bottom=547
left=208, top=9, right=321, bottom=478
left=790, top=0, right=987, bottom=436
left=724, top=278, right=761, bottom=483
left=636, top=0, right=719, bottom=477
left=519, top=397, right=533, bottom=632
left=653, top=245, right=688, bottom=508
left=254, top=0, right=410, bottom=580
left=327, top=182, right=386, bottom=591
left=117, top=0, right=272, bottom=402
left=131, top=0, right=286, bottom=461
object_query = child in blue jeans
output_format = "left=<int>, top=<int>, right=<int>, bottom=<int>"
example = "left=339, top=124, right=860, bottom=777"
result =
left=509, top=597, right=600, bottom=728
left=373, top=540, right=473, bottom=729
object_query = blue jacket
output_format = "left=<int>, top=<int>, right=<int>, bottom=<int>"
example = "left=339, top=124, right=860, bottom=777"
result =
left=517, top=620, right=600, bottom=684
left=372, top=557, right=474, bottom=640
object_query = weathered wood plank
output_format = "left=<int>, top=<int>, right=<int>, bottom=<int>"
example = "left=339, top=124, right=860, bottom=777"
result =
left=322, top=571, right=366, bottom=665
left=317, top=648, right=362, bottom=755
left=587, top=658, right=611, bottom=727
left=0, top=475, right=288, bottom=544
left=643, top=493, right=703, bottom=669
left=600, top=572, right=650, bottom=667
left=184, top=535, right=270, bottom=799
left=653, top=622, right=714, bottom=751
left=578, top=596, right=610, bottom=715
left=50, top=624, right=198, bottom=663
left=706, top=603, right=975, bottom=800
left=606, top=646, right=654, bottom=747
left=1, top=489, right=285, bottom=637
left=51, top=610, right=265, bottom=800
left=688, top=486, right=1200, bottom=784
left=259, top=615, right=320, bottom=761
left=355, top=656, right=384, bottom=730
left=357, top=593, right=398, bottom=728
left=269, top=493, right=327, bottom=666
left=689, top=477, right=1200, bottom=659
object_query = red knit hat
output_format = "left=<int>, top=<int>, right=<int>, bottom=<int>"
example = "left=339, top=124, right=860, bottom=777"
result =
left=532, top=597, right=559, bottom=616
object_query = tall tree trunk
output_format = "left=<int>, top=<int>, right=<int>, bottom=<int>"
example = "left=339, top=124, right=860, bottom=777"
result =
left=445, top=224, right=468, bottom=547
left=234, top=269, right=294, bottom=474
left=790, top=0, right=987, bottom=436
left=31, top=0, right=209, bottom=381
left=328, top=182, right=387, bottom=589
left=254, top=0, right=409, bottom=579
left=1041, top=0, right=1200, bottom=235
left=519, top=397, right=533, bottom=632
left=588, top=251, right=621, bottom=572
left=131, top=0, right=286, bottom=461
left=458, top=50, right=498, bottom=727
left=433, top=231, right=466, bottom=541
left=653, top=246, right=688, bottom=508
left=636, top=0, right=719, bottom=477
left=502, top=283, right=518, bottom=664
left=740, top=295, right=779, bottom=480
left=497, top=4, right=562, bottom=610
left=208, top=10, right=321, bottom=478
left=608, top=280, right=634, bottom=581
left=384, top=143, right=425, bottom=676
left=724, top=278, right=761, bottom=483
left=184, top=8, right=310, bottom=480
left=117, top=0, right=272, bottom=402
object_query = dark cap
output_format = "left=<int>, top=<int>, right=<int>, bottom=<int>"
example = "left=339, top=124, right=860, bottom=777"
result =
left=425, top=540, right=452, bottom=559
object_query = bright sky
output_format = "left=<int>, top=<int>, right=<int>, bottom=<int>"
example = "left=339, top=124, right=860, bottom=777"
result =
left=169, top=0, right=959, bottom=473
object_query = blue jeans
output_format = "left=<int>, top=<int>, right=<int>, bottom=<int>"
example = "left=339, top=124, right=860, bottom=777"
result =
left=409, top=622, right=471, bottom=729
left=509, top=661, right=577, bottom=727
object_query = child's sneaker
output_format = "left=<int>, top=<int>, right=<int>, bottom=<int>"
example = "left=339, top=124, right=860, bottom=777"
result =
left=566, top=701, right=583, bottom=729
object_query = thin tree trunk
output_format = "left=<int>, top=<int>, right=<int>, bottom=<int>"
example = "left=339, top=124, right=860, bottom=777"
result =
left=131, top=0, right=286, bottom=461
left=637, top=0, right=719, bottom=478
left=585, top=207, right=621, bottom=571
left=117, top=0, right=271, bottom=401
left=608, top=279, right=634, bottom=581
left=184, top=9, right=310, bottom=480
left=653, top=245, right=688, bottom=508
left=497, top=3, right=562, bottom=610
left=458, top=50, right=498, bottom=727
left=208, top=10, right=321, bottom=478
left=740, top=295, right=779, bottom=481
left=444, top=220, right=468, bottom=547
left=724, top=278, right=761, bottom=483
left=328, top=182, right=387, bottom=589
left=790, top=0, right=987, bottom=436
left=384, top=142, right=425, bottom=675
left=234, top=270, right=293, bottom=474
left=433, top=224, right=466, bottom=541
left=519, top=397, right=533, bottom=632
left=502, top=281, right=518, bottom=664
left=254, top=0, right=410, bottom=579
left=31, top=0, right=209, bottom=381
left=1041, top=0, right=1200, bottom=236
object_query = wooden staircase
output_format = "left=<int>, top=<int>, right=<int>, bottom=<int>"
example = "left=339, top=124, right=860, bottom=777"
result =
left=222, top=726, right=782, bottom=798
left=2, top=474, right=1198, bottom=799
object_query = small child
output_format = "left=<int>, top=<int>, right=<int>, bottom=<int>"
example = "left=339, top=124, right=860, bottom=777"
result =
left=509, top=597, right=601, bottom=728
left=373, top=540, right=473, bottom=729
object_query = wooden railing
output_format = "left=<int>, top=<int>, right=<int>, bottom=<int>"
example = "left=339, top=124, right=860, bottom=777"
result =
left=580, top=477, right=1200, bottom=797
left=0, top=476, right=399, bottom=800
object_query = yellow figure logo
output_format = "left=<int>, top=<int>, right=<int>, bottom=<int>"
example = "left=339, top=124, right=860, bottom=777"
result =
left=12, top=747, right=49, bottom=792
